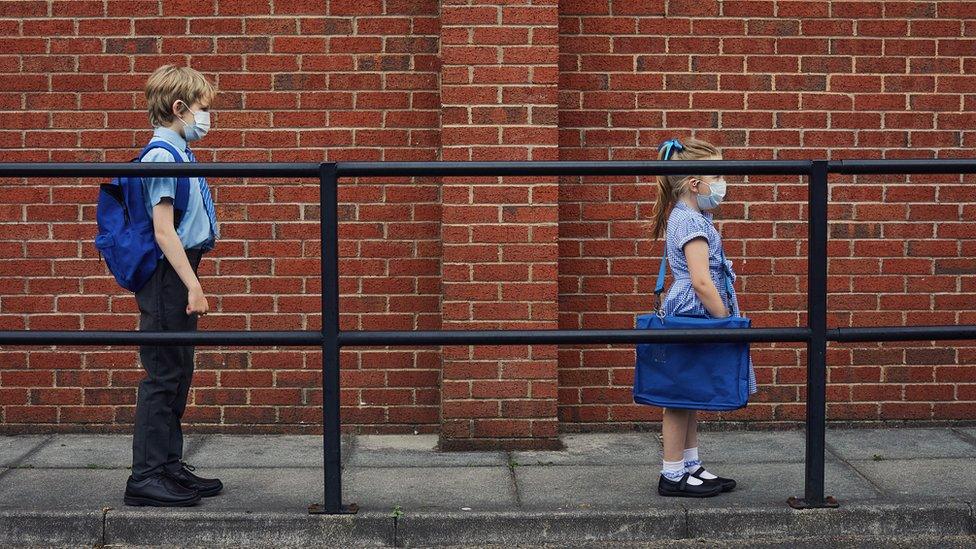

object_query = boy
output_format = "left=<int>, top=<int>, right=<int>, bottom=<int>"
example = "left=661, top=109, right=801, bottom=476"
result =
left=124, top=65, right=222, bottom=507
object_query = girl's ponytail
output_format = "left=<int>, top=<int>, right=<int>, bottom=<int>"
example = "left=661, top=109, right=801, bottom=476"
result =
left=649, top=137, right=721, bottom=240
left=651, top=139, right=683, bottom=239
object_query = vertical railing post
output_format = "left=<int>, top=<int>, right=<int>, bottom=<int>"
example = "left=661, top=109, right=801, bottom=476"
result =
left=789, top=160, right=838, bottom=509
left=309, top=162, right=358, bottom=515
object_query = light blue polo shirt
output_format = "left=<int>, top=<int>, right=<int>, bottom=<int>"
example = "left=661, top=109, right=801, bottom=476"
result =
left=140, top=127, right=217, bottom=252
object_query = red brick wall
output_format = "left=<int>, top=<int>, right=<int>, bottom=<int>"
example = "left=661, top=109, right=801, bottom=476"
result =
left=556, top=0, right=976, bottom=427
left=0, top=0, right=445, bottom=433
left=1, top=0, right=974, bottom=437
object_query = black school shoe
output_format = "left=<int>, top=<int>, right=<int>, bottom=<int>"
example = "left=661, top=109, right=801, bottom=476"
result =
left=167, top=461, right=224, bottom=497
left=689, top=466, right=737, bottom=492
left=124, top=472, right=201, bottom=507
left=658, top=473, right=722, bottom=498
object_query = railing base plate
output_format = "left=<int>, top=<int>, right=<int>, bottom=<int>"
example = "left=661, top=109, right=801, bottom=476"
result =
left=308, top=502, right=359, bottom=515
left=787, top=495, right=839, bottom=509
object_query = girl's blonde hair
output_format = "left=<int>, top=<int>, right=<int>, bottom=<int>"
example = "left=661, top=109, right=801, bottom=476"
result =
left=650, top=137, right=722, bottom=239
left=145, top=65, right=216, bottom=127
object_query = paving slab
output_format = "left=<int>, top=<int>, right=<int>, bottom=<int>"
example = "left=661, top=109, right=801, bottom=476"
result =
left=848, top=458, right=976, bottom=501
left=677, top=461, right=881, bottom=507
left=161, top=468, right=321, bottom=512
left=956, top=427, right=976, bottom=444
left=696, top=430, right=808, bottom=463
left=349, top=434, right=507, bottom=468
left=343, top=466, right=517, bottom=513
left=187, top=435, right=333, bottom=468
left=0, top=468, right=129, bottom=510
left=827, top=428, right=976, bottom=461
left=516, top=461, right=879, bottom=512
left=0, top=435, right=49, bottom=466
left=511, top=433, right=659, bottom=467
left=18, top=433, right=206, bottom=469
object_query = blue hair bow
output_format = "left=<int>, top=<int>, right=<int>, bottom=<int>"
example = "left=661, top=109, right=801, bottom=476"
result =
left=658, top=138, right=684, bottom=160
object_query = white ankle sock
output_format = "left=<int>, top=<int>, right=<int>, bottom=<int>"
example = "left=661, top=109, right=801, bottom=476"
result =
left=663, top=459, right=702, bottom=485
left=683, top=447, right=717, bottom=480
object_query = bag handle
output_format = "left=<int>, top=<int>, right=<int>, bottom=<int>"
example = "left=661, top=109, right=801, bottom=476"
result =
left=654, top=245, right=737, bottom=317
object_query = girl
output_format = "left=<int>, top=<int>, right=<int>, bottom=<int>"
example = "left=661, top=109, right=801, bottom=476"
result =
left=649, top=137, right=757, bottom=498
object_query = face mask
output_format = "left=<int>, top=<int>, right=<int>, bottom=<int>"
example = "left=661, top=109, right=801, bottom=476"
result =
left=177, top=101, right=211, bottom=142
left=695, top=177, right=726, bottom=210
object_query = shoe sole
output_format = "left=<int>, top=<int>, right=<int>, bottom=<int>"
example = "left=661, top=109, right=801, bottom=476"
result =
left=657, top=487, right=722, bottom=498
left=198, top=485, right=222, bottom=498
left=123, top=494, right=202, bottom=507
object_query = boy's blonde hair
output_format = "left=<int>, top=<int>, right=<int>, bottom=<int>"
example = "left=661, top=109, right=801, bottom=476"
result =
left=145, top=65, right=216, bottom=127
left=650, top=137, right=722, bottom=239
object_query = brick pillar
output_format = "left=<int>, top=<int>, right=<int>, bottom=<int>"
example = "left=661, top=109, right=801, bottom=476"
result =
left=438, top=0, right=561, bottom=450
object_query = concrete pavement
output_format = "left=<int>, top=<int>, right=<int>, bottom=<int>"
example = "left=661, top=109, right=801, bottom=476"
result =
left=0, top=427, right=974, bottom=547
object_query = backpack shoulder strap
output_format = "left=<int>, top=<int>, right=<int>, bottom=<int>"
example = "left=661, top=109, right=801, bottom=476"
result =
left=139, top=140, right=191, bottom=228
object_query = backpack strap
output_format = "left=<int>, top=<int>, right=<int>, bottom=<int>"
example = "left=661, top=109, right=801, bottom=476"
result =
left=139, top=141, right=191, bottom=228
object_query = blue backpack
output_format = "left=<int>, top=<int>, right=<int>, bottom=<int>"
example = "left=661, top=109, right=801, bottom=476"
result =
left=95, top=141, right=190, bottom=292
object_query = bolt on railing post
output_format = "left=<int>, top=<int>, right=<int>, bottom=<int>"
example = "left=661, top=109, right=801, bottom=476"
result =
left=789, top=160, right=838, bottom=509
left=309, top=162, right=357, bottom=515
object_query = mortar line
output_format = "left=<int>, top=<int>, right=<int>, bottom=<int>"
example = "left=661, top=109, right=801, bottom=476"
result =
left=823, top=439, right=886, bottom=498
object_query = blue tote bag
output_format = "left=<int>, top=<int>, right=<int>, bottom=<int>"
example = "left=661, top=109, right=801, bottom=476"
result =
left=633, top=249, right=750, bottom=411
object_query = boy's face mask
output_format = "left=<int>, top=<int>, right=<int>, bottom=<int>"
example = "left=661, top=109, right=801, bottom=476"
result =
left=176, top=100, right=211, bottom=142
left=694, top=177, right=727, bottom=210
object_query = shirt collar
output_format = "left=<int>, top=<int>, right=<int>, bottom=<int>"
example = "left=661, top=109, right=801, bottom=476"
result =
left=674, top=200, right=713, bottom=221
left=152, top=126, right=188, bottom=152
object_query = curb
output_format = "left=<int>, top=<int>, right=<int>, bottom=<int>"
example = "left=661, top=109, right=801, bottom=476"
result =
left=0, top=510, right=104, bottom=547
left=0, top=503, right=972, bottom=547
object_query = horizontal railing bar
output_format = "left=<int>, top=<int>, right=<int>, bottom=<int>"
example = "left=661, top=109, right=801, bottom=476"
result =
left=338, top=328, right=812, bottom=346
left=829, top=325, right=976, bottom=342
left=5, top=326, right=976, bottom=346
left=335, top=160, right=814, bottom=177
left=0, top=328, right=811, bottom=346
left=0, top=163, right=321, bottom=178
left=5, top=159, right=976, bottom=178
left=830, top=159, right=976, bottom=174
left=0, top=331, right=323, bottom=346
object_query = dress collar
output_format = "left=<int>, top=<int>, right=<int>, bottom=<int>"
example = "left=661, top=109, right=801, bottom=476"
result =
left=151, top=126, right=188, bottom=151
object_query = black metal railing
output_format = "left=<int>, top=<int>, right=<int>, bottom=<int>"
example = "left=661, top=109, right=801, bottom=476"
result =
left=1, top=158, right=975, bottom=514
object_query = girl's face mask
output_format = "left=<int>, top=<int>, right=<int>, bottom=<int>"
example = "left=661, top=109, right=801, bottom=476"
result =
left=176, top=100, right=211, bottom=142
left=694, top=177, right=726, bottom=210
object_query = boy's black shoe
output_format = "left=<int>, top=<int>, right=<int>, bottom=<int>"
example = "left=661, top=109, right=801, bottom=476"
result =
left=657, top=473, right=722, bottom=498
left=167, top=461, right=223, bottom=497
left=124, top=472, right=201, bottom=507
left=689, top=466, right=736, bottom=492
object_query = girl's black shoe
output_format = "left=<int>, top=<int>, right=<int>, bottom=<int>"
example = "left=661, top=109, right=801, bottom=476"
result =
left=657, top=473, right=722, bottom=498
left=688, top=466, right=736, bottom=492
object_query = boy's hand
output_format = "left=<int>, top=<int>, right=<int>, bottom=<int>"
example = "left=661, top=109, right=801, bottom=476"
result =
left=187, top=287, right=209, bottom=316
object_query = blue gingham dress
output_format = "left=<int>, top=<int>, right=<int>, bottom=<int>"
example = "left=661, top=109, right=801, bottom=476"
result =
left=662, top=201, right=758, bottom=395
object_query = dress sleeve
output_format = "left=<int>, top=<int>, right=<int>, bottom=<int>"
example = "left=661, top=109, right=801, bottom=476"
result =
left=674, top=213, right=710, bottom=249
left=140, top=147, right=177, bottom=208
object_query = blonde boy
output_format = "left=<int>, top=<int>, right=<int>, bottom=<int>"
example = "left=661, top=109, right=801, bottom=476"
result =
left=125, top=65, right=222, bottom=507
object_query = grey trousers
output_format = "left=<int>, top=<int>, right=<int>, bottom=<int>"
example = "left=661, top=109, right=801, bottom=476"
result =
left=131, top=249, right=203, bottom=480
